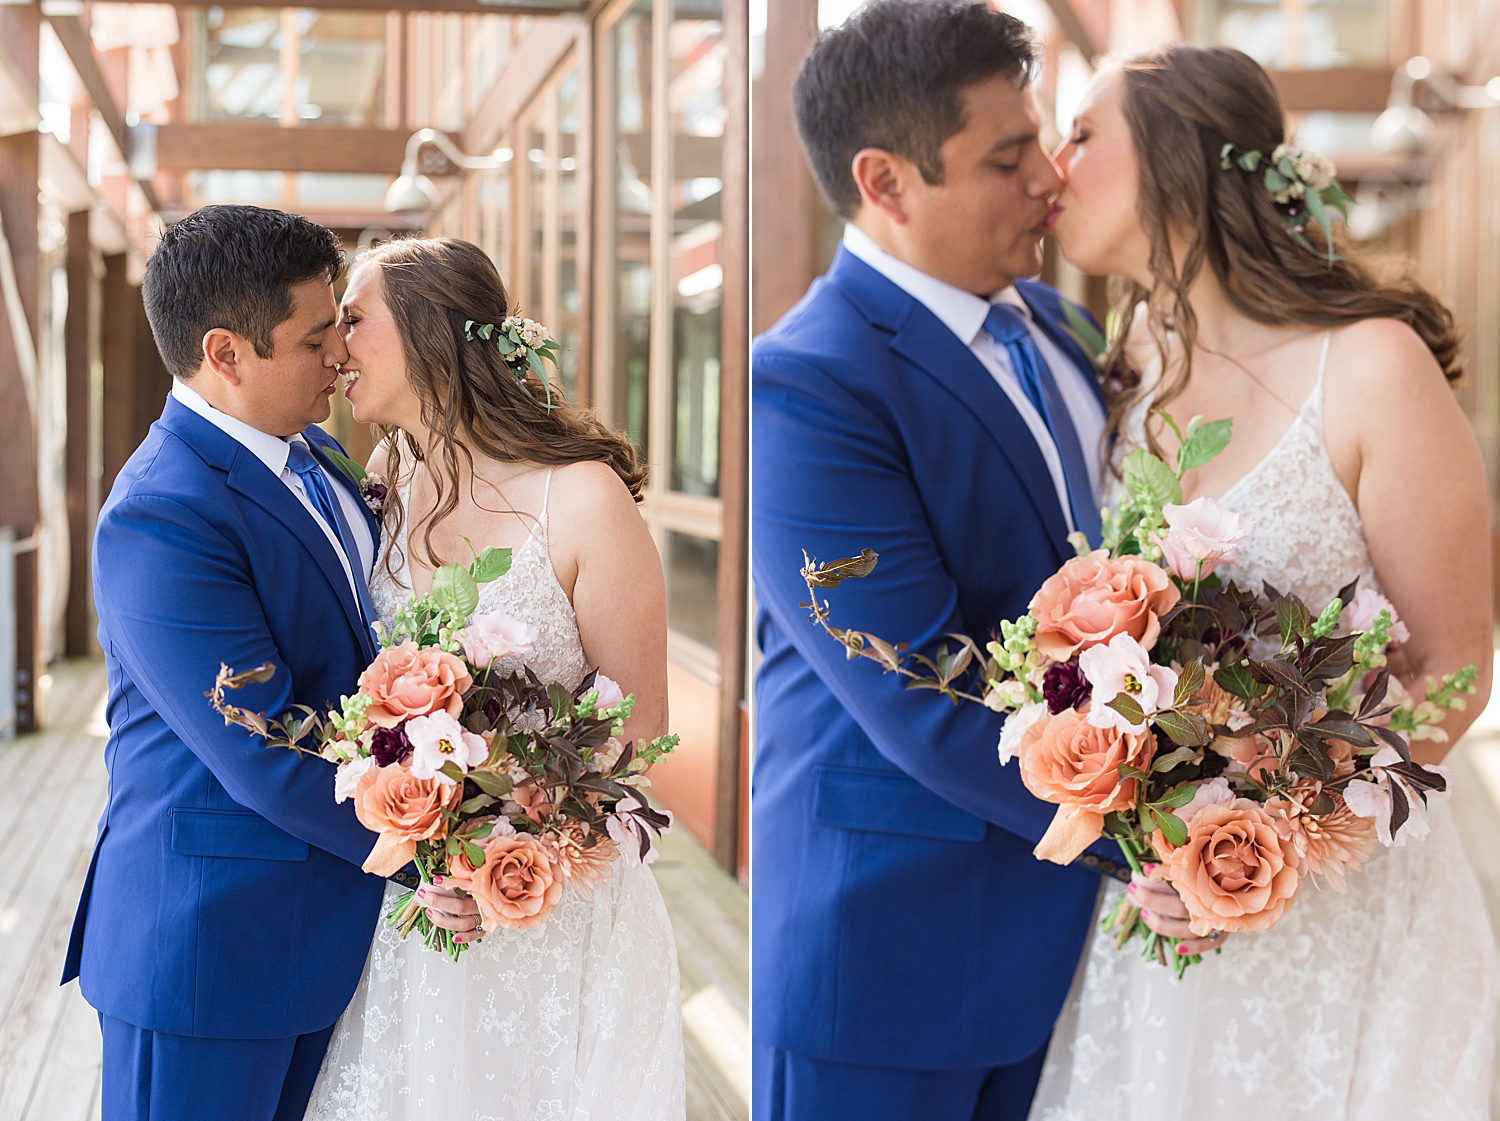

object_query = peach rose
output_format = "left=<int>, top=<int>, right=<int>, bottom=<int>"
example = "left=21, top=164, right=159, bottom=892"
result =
left=1160, top=798, right=1303, bottom=935
left=467, top=832, right=565, bottom=930
left=1029, top=550, right=1181, bottom=661
left=1018, top=708, right=1156, bottom=863
left=357, top=641, right=473, bottom=729
left=354, top=762, right=464, bottom=876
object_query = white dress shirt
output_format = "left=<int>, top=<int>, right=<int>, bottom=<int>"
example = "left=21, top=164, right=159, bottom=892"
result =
left=171, top=379, right=376, bottom=604
left=842, top=224, right=1107, bottom=530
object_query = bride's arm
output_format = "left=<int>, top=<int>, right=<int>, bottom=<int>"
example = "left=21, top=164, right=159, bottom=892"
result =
left=548, top=461, right=669, bottom=748
left=1333, top=319, right=1493, bottom=761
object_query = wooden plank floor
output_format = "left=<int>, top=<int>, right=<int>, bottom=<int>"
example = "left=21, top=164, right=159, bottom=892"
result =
left=0, top=660, right=749, bottom=1121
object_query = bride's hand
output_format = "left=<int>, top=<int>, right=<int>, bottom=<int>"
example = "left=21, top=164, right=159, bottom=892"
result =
left=1128, top=872, right=1228, bottom=955
left=418, top=878, right=484, bottom=944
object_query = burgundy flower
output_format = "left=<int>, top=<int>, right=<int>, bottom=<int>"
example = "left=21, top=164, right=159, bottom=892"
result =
left=1043, top=659, right=1090, bottom=715
left=370, top=724, right=413, bottom=767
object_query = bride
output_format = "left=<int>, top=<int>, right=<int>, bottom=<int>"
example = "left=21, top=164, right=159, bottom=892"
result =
left=1032, top=44, right=1499, bottom=1119
left=303, top=237, right=685, bottom=1118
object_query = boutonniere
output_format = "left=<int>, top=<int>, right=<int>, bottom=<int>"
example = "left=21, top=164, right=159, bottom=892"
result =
left=322, top=445, right=388, bottom=513
left=1058, top=298, right=1137, bottom=394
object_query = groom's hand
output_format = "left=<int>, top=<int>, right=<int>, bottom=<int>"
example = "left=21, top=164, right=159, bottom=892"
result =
left=1128, top=872, right=1230, bottom=956
left=417, top=879, right=484, bottom=944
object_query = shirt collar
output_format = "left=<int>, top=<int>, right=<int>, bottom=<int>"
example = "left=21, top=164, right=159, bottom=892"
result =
left=171, top=378, right=292, bottom=478
left=841, top=223, right=1031, bottom=347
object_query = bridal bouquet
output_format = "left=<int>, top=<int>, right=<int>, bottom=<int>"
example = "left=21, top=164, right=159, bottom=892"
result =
left=209, top=545, right=678, bottom=959
left=801, top=416, right=1474, bottom=975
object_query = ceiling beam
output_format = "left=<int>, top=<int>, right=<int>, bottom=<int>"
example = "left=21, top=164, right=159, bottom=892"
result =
left=1269, top=68, right=1392, bottom=113
left=155, top=123, right=450, bottom=175
left=171, top=0, right=588, bottom=13
left=1041, top=0, right=1100, bottom=61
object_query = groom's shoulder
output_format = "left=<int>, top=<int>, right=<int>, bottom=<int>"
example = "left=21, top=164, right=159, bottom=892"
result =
left=754, top=274, right=892, bottom=386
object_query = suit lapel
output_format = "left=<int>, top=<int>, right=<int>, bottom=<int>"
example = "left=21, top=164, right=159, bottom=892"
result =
left=829, top=250, right=1072, bottom=555
left=159, top=399, right=376, bottom=661
left=305, top=429, right=381, bottom=552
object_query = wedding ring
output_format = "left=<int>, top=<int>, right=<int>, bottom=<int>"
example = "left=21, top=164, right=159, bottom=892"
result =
left=1210, top=932, right=1221, bottom=941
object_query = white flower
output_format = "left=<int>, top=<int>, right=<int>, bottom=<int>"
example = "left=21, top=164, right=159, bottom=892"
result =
left=333, top=755, right=377, bottom=803
left=984, top=679, right=1029, bottom=712
left=607, top=793, right=670, bottom=866
left=520, top=319, right=549, bottom=347
left=998, top=701, right=1047, bottom=765
left=589, top=673, right=625, bottom=712
left=406, top=711, right=489, bottom=784
left=1078, top=633, right=1179, bottom=734
left=1342, top=746, right=1451, bottom=846
left=1172, top=776, right=1235, bottom=824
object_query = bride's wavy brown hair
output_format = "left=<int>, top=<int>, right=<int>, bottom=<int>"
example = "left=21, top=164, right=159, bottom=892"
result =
left=357, top=237, right=646, bottom=570
left=1103, top=43, right=1461, bottom=460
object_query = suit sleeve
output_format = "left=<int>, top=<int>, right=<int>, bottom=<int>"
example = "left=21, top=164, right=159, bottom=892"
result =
left=753, top=351, right=1119, bottom=858
left=95, top=492, right=381, bottom=870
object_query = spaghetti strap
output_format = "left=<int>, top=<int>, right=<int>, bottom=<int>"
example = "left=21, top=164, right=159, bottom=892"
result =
left=1315, top=329, right=1332, bottom=388
left=534, top=466, right=555, bottom=542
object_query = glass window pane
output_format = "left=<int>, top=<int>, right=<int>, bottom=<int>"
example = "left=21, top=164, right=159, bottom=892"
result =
left=526, top=112, right=546, bottom=322
left=610, top=0, right=654, bottom=452
left=669, top=0, right=724, bottom=497
left=556, top=69, right=582, bottom=403
left=665, top=530, right=719, bottom=648
left=1202, top=0, right=1389, bottom=69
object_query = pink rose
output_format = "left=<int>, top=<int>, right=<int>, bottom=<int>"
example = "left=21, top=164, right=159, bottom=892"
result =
left=1156, top=496, right=1255, bottom=580
left=1029, top=550, right=1181, bottom=660
left=358, top=642, right=472, bottom=729
left=591, top=673, right=625, bottom=711
left=460, top=612, right=539, bottom=669
left=1341, top=587, right=1411, bottom=644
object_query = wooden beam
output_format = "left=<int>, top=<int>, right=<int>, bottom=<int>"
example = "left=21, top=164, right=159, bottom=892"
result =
left=1269, top=67, right=1393, bottom=113
left=714, top=0, right=750, bottom=877
left=174, top=0, right=588, bottom=13
left=461, top=18, right=581, bottom=157
left=1042, top=0, right=1100, bottom=61
left=64, top=211, right=98, bottom=659
left=155, top=123, right=433, bottom=174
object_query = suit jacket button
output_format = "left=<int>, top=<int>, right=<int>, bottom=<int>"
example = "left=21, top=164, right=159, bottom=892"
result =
left=1081, top=854, right=1100, bottom=868
left=1098, top=859, right=1116, bottom=876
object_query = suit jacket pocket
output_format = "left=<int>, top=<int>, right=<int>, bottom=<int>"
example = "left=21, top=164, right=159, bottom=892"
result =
left=813, top=766, right=988, bottom=843
left=169, top=808, right=310, bottom=862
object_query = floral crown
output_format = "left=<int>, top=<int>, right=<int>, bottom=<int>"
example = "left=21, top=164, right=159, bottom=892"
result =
left=1219, top=142, right=1353, bottom=265
left=463, top=314, right=563, bottom=409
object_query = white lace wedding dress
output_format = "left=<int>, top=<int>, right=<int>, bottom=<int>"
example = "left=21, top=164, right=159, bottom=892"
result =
left=1029, top=334, right=1500, bottom=1121
left=305, top=469, right=686, bottom=1121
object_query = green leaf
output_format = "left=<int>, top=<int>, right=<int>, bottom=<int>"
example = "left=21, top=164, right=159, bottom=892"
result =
left=1152, top=746, right=1201, bottom=772
left=1220, top=142, right=1236, bottom=169
left=477, top=322, right=494, bottom=340
left=1118, top=763, right=1150, bottom=782
left=1304, top=187, right=1335, bottom=265
left=320, top=444, right=369, bottom=482
left=1173, top=661, right=1206, bottom=707
left=431, top=563, right=480, bottom=620
left=1152, top=709, right=1212, bottom=747
left=458, top=793, right=497, bottom=814
left=439, top=762, right=466, bottom=784
left=1264, top=167, right=1290, bottom=193
left=1176, top=417, right=1233, bottom=474
left=468, top=545, right=513, bottom=585
left=495, top=334, right=517, bottom=354
left=469, top=769, right=515, bottom=798
left=1236, top=149, right=1262, bottom=172
left=1121, top=448, right=1183, bottom=511
left=1153, top=806, right=1189, bottom=847
left=1276, top=595, right=1311, bottom=648
left=1058, top=299, right=1107, bottom=361
left=1107, top=693, right=1147, bottom=727
left=1213, top=660, right=1262, bottom=700
left=1152, top=783, right=1198, bottom=809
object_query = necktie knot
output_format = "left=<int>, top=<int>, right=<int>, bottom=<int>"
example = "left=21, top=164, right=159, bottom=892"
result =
left=983, top=302, right=1031, bottom=347
left=286, top=440, right=320, bottom=477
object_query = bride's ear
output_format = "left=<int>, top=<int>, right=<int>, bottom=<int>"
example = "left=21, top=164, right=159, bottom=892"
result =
left=850, top=148, right=911, bottom=225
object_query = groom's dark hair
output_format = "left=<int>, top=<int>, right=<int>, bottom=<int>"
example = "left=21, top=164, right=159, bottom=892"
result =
left=793, top=0, right=1036, bottom=218
left=143, top=204, right=344, bottom=381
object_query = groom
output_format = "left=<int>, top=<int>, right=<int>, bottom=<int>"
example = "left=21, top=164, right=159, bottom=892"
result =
left=751, top=3, right=1121, bottom=1119
left=62, top=206, right=394, bottom=1120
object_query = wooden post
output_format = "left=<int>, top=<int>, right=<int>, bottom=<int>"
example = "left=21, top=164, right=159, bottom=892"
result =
left=751, top=0, right=821, bottom=334
left=100, top=253, right=137, bottom=499
left=0, top=3, right=41, bottom=732
left=713, top=0, right=750, bottom=876
left=65, top=210, right=100, bottom=658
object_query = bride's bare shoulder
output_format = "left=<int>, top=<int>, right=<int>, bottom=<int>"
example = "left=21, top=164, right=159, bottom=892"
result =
left=1328, top=318, right=1451, bottom=413
left=547, top=460, right=642, bottom=531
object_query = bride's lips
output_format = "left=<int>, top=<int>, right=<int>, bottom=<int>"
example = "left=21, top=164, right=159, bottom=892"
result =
left=340, top=367, right=361, bottom=398
left=1044, top=203, right=1063, bottom=232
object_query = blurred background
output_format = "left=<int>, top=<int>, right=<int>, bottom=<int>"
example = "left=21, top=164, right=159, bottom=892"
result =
left=0, top=1, right=748, bottom=1117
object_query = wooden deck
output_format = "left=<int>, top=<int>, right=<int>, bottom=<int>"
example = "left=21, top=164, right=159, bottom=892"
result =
left=0, top=660, right=749, bottom=1121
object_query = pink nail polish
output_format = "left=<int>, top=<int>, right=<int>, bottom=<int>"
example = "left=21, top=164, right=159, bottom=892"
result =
left=417, top=888, right=426, bottom=898
left=433, top=876, right=444, bottom=885
left=1177, top=945, right=1189, bottom=955
left=425, top=908, right=434, bottom=919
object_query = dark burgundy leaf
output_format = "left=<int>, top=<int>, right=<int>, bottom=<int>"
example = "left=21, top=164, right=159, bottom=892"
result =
left=1388, top=779, right=1410, bottom=839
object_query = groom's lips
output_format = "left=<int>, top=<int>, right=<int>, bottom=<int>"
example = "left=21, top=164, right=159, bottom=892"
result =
left=1043, top=204, right=1062, bottom=232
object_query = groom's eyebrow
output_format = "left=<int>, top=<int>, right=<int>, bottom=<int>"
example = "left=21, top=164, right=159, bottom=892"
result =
left=302, top=316, right=337, bottom=340
left=985, top=130, right=1036, bottom=155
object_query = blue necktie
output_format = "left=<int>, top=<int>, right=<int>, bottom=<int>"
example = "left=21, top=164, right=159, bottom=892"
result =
left=983, top=303, right=1102, bottom=547
left=286, top=440, right=378, bottom=643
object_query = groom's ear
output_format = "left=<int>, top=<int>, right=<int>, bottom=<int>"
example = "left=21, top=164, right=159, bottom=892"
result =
left=202, top=327, right=247, bottom=387
left=851, top=148, right=911, bottom=225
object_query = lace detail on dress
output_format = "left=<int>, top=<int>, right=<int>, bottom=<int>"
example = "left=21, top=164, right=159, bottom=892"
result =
left=1029, top=332, right=1499, bottom=1121
left=306, top=467, right=685, bottom=1121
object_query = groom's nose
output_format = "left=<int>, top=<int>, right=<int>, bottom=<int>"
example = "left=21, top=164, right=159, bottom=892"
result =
left=1026, top=148, right=1064, bottom=199
left=323, top=329, right=350, bottom=368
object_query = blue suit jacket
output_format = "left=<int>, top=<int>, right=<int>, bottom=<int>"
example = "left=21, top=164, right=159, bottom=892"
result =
left=751, top=248, right=1118, bottom=1070
left=62, top=395, right=390, bottom=1040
